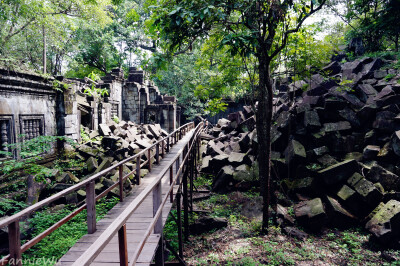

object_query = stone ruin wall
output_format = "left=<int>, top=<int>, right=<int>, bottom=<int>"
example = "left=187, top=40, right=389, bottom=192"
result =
left=0, top=69, right=59, bottom=158
left=0, top=67, right=179, bottom=158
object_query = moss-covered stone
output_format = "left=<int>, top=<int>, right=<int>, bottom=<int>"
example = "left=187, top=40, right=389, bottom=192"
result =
left=366, top=200, right=400, bottom=243
left=318, top=159, right=358, bottom=185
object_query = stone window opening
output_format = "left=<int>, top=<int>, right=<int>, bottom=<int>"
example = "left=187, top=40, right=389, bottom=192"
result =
left=0, top=115, right=15, bottom=158
left=19, top=115, right=45, bottom=142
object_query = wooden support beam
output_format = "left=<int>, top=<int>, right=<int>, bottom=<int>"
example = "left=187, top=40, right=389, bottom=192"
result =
left=86, top=181, right=96, bottom=234
left=136, top=155, right=141, bottom=185
left=182, top=169, right=189, bottom=241
left=118, top=165, right=124, bottom=202
left=176, top=191, right=183, bottom=259
left=189, top=149, right=194, bottom=212
left=156, top=143, right=160, bottom=164
left=148, top=149, right=152, bottom=172
left=170, top=166, right=173, bottom=203
left=8, top=221, right=22, bottom=266
left=167, top=137, right=170, bottom=152
left=118, top=225, right=128, bottom=266
left=153, top=181, right=164, bottom=265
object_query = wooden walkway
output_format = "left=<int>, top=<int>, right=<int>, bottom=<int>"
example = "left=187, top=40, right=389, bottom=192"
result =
left=58, top=130, right=194, bottom=266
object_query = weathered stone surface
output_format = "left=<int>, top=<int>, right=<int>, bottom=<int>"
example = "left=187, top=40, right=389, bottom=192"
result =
left=200, top=156, right=212, bottom=173
left=323, top=121, right=351, bottom=132
left=228, top=152, right=251, bottom=166
left=367, top=164, right=400, bottom=191
left=289, top=177, right=315, bottom=195
left=86, top=157, right=98, bottom=173
left=356, top=84, right=378, bottom=102
left=213, top=165, right=234, bottom=192
left=89, top=130, right=99, bottom=139
left=27, top=175, right=47, bottom=205
left=189, top=216, right=228, bottom=235
left=337, top=185, right=357, bottom=202
left=363, top=145, right=381, bottom=160
left=94, top=157, right=113, bottom=174
left=233, top=165, right=256, bottom=182
left=99, top=124, right=112, bottom=136
left=391, top=131, right=400, bottom=157
left=326, top=196, right=357, bottom=227
left=135, top=138, right=152, bottom=149
left=78, top=144, right=99, bottom=158
left=317, top=154, right=338, bottom=167
left=322, top=61, right=341, bottom=76
left=354, top=178, right=383, bottom=208
left=318, top=159, right=358, bottom=185
left=366, top=200, right=400, bottom=244
left=294, top=198, right=327, bottom=230
left=304, top=110, right=321, bottom=129
left=283, top=226, right=308, bottom=240
left=285, top=140, right=306, bottom=165
left=347, top=173, right=363, bottom=187
left=101, top=136, right=119, bottom=150
left=276, top=204, right=295, bottom=226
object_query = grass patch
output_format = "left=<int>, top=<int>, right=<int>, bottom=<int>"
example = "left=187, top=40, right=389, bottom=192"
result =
left=19, top=196, right=119, bottom=265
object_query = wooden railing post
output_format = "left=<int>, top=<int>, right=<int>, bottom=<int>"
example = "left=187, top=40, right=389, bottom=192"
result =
left=176, top=191, right=183, bottom=259
left=136, top=155, right=141, bottom=185
left=118, top=225, right=128, bottom=266
left=197, top=137, right=201, bottom=160
left=166, top=137, right=170, bottom=153
left=156, top=143, right=160, bottom=164
left=194, top=139, right=198, bottom=180
left=162, top=139, right=165, bottom=157
left=9, top=221, right=22, bottom=266
left=153, top=181, right=164, bottom=265
left=182, top=165, right=189, bottom=241
left=148, top=149, right=152, bottom=172
left=176, top=156, right=180, bottom=175
left=190, top=148, right=194, bottom=212
left=169, top=166, right=173, bottom=203
left=118, top=165, right=124, bottom=202
left=86, top=181, right=96, bottom=234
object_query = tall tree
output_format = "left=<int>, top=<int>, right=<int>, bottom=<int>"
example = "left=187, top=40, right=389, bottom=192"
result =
left=150, top=0, right=326, bottom=231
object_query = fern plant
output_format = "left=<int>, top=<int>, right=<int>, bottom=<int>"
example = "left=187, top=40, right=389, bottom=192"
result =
left=0, top=135, right=75, bottom=182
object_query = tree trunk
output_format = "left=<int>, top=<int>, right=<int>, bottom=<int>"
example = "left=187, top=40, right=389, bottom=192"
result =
left=256, top=49, right=273, bottom=233
left=43, top=25, right=47, bottom=74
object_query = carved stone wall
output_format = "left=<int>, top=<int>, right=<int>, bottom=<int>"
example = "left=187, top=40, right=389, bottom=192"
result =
left=0, top=69, right=58, bottom=157
left=122, top=67, right=180, bottom=132
left=0, top=67, right=180, bottom=155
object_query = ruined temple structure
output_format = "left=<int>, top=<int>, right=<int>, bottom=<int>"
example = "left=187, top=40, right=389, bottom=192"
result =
left=0, top=67, right=180, bottom=158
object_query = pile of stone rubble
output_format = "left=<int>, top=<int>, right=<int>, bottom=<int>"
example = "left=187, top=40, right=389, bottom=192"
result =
left=47, top=120, right=169, bottom=203
left=201, top=57, right=400, bottom=246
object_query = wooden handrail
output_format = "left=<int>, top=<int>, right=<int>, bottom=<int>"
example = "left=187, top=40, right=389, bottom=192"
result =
left=71, top=121, right=204, bottom=266
left=0, top=122, right=195, bottom=265
left=0, top=122, right=193, bottom=229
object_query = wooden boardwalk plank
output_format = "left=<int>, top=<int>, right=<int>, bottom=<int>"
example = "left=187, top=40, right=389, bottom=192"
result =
left=58, top=130, right=193, bottom=266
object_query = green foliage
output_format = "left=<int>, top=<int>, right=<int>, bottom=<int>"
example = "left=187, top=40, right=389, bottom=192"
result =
left=283, top=24, right=338, bottom=80
left=22, top=196, right=119, bottom=262
left=204, top=98, right=228, bottom=117
left=83, top=71, right=109, bottom=97
left=337, top=78, right=355, bottom=93
left=0, top=0, right=113, bottom=75
left=0, top=198, right=28, bottom=216
left=80, top=126, right=91, bottom=143
left=385, top=73, right=396, bottom=81
left=0, top=135, right=75, bottom=182
left=337, top=0, right=400, bottom=53
left=112, top=116, right=120, bottom=124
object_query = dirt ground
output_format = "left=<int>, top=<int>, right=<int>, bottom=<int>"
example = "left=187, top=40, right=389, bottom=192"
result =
left=178, top=191, right=400, bottom=266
